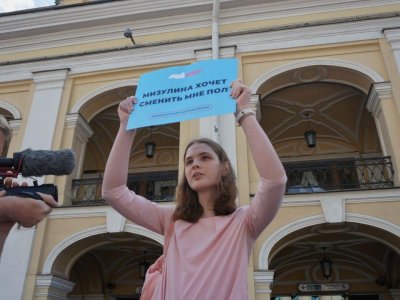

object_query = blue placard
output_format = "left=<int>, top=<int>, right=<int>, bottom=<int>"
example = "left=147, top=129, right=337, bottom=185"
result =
left=127, top=58, right=238, bottom=129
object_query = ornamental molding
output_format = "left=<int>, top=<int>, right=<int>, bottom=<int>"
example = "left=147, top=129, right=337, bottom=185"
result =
left=0, top=13, right=399, bottom=83
left=8, top=119, right=22, bottom=134
left=258, top=209, right=400, bottom=270
left=0, top=0, right=398, bottom=42
left=254, top=271, right=274, bottom=282
left=366, top=82, right=393, bottom=117
left=258, top=215, right=325, bottom=270
left=250, top=94, right=261, bottom=121
left=32, top=69, right=69, bottom=91
left=65, top=113, right=94, bottom=142
left=35, top=275, right=75, bottom=297
left=254, top=270, right=274, bottom=294
left=0, top=1, right=400, bottom=55
left=42, top=221, right=165, bottom=276
left=384, top=28, right=400, bottom=50
left=251, top=59, right=385, bottom=95
left=225, top=16, right=398, bottom=56
left=0, top=100, right=21, bottom=119
left=70, top=78, right=138, bottom=115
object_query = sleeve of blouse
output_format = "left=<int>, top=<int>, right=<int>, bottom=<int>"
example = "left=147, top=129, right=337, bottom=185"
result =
left=103, top=184, right=173, bottom=235
left=245, top=175, right=287, bottom=239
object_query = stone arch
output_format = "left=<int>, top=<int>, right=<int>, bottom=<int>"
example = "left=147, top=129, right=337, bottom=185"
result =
left=258, top=213, right=400, bottom=270
left=70, top=79, right=138, bottom=118
left=250, top=58, right=385, bottom=95
left=67, top=79, right=138, bottom=192
left=250, top=58, right=386, bottom=159
left=0, top=100, right=21, bottom=119
left=42, top=224, right=163, bottom=276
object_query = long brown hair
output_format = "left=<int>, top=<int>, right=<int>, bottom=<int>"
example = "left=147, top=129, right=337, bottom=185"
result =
left=173, top=138, right=238, bottom=223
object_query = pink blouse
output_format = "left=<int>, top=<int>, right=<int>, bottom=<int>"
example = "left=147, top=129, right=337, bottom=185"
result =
left=103, top=176, right=286, bottom=300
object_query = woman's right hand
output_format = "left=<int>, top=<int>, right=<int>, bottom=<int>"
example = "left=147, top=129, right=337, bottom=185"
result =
left=118, top=96, right=137, bottom=126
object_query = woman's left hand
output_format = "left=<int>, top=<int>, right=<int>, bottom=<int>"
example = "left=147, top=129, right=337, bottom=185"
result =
left=230, top=79, right=252, bottom=113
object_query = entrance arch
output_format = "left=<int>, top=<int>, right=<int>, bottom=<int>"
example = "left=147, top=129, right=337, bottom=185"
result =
left=43, top=224, right=163, bottom=277
left=258, top=215, right=400, bottom=299
left=40, top=224, right=163, bottom=299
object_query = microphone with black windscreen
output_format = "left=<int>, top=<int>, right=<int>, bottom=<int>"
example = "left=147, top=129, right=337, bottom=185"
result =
left=0, top=148, right=76, bottom=201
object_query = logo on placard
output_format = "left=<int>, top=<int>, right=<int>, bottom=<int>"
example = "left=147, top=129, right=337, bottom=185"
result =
left=168, top=69, right=203, bottom=79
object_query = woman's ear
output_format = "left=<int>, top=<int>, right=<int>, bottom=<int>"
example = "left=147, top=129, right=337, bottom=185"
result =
left=222, top=161, right=230, bottom=175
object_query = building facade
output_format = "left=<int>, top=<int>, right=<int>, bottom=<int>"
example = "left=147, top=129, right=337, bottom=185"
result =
left=0, top=0, right=399, bottom=299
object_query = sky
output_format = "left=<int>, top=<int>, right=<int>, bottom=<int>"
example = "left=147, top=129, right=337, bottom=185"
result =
left=0, top=0, right=55, bottom=13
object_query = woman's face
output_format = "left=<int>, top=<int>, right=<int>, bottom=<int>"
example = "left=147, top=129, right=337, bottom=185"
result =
left=184, top=143, right=224, bottom=193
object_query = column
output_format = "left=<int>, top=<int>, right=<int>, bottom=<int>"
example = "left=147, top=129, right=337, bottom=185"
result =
left=0, top=69, right=69, bottom=300
left=34, top=275, right=75, bottom=300
left=366, top=82, right=400, bottom=185
left=22, top=69, right=69, bottom=153
left=383, top=28, right=400, bottom=117
left=254, top=270, right=274, bottom=300
left=64, top=113, right=94, bottom=205
left=384, top=29, right=400, bottom=75
left=8, top=119, right=23, bottom=152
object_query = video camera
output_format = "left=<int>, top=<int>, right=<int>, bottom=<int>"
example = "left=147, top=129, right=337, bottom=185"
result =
left=0, top=149, right=75, bottom=201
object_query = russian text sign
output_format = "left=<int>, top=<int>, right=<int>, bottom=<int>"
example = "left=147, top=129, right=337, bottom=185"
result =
left=127, top=58, right=238, bottom=129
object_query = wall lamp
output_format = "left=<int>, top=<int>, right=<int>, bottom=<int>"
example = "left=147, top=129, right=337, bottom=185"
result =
left=145, top=126, right=156, bottom=159
left=320, top=247, right=333, bottom=280
left=124, top=28, right=136, bottom=45
left=304, top=112, right=316, bottom=148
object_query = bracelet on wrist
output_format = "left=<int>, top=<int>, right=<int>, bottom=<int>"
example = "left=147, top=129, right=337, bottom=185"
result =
left=235, top=108, right=255, bottom=125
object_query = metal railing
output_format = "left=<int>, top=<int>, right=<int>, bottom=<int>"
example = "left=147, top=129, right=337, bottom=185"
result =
left=71, top=157, right=395, bottom=204
left=71, top=170, right=178, bottom=205
left=284, top=156, right=395, bottom=194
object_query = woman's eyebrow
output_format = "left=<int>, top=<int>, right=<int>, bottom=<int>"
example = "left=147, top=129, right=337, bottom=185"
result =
left=185, top=152, right=211, bottom=161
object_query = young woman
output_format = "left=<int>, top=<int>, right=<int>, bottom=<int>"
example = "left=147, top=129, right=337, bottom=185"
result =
left=102, top=80, right=287, bottom=300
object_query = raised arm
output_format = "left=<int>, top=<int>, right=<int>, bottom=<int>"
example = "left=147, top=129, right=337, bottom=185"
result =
left=102, top=97, right=136, bottom=192
left=231, top=80, right=287, bottom=238
left=102, top=97, right=171, bottom=234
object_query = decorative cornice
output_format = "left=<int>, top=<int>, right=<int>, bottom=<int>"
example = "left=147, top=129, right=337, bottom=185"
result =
left=1, top=12, right=399, bottom=83
left=366, top=81, right=393, bottom=117
left=254, top=270, right=274, bottom=294
left=250, top=94, right=261, bottom=121
left=1, top=0, right=399, bottom=43
left=254, top=270, right=274, bottom=281
left=0, top=2, right=400, bottom=51
left=32, top=69, right=69, bottom=91
left=384, top=27, right=400, bottom=50
left=8, top=119, right=22, bottom=134
left=35, top=275, right=75, bottom=297
left=65, top=113, right=94, bottom=142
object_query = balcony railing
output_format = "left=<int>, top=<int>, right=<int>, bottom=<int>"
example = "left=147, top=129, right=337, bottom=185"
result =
left=284, top=156, right=395, bottom=194
left=70, top=157, right=395, bottom=204
left=71, top=170, right=178, bottom=205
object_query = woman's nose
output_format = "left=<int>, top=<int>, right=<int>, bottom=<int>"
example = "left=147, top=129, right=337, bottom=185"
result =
left=191, top=159, right=200, bottom=168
